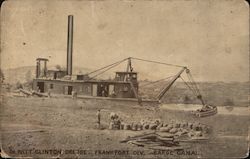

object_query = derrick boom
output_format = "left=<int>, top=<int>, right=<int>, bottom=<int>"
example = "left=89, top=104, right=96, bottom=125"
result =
left=157, top=67, right=187, bottom=101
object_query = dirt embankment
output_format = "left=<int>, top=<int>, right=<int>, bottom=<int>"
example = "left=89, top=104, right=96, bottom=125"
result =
left=1, top=96, right=249, bottom=158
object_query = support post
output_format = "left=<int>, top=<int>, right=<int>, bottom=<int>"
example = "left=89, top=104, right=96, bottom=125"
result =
left=129, top=81, right=141, bottom=104
left=44, top=61, right=47, bottom=77
left=126, top=57, right=131, bottom=72
left=36, top=61, right=40, bottom=78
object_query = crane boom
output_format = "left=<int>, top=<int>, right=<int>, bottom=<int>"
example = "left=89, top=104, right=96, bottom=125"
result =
left=157, top=67, right=187, bottom=100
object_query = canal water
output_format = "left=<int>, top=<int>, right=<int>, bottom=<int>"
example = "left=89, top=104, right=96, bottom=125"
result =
left=160, top=104, right=249, bottom=116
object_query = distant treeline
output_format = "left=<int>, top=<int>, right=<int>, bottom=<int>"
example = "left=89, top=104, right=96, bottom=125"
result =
left=2, top=66, right=249, bottom=107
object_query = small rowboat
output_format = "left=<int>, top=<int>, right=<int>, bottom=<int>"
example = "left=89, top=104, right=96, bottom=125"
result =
left=192, top=105, right=217, bottom=117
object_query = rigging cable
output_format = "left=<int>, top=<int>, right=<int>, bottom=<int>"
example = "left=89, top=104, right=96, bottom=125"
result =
left=88, top=59, right=127, bottom=80
left=186, top=75, right=199, bottom=95
left=186, top=71, right=200, bottom=95
left=187, top=71, right=201, bottom=95
left=131, top=57, right=185, bottom=68
left=86, top=58, right=129, bottom=76
left=184, top=70, right=206, bottom=105
left=140, top=75, right=175, bottom=87
left=180, top=76, right=198, bottom=96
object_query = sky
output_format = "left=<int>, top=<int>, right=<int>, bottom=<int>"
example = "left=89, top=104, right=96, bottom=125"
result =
left=1, top=0, right=249, bottom=82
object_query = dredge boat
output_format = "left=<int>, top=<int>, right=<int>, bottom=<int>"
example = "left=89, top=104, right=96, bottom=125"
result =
left=31, top=15, right=217, bottom=117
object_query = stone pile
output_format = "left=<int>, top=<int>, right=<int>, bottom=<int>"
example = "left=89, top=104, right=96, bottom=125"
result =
left=119, top=119, right=211, bottom=150
left=110, top=118, right=210, bottom=138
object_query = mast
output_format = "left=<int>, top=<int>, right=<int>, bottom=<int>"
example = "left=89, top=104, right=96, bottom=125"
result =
left=124, top=57, right=132, bottom=81
left=126, top=57, right=132, bottom=72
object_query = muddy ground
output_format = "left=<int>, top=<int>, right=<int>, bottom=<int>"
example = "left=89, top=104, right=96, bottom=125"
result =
left=1, top=96, right=249, bottom=158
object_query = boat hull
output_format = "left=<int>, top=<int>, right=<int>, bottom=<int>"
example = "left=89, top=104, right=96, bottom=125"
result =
left=192, top=106, right=218, bottom=117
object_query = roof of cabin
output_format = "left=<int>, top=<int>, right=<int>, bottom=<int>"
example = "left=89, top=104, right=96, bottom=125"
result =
left=36, top=58, right=49, bottom=61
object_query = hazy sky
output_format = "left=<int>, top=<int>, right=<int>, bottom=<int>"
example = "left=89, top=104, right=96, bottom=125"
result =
left=1, top=0, right=249, bottom=82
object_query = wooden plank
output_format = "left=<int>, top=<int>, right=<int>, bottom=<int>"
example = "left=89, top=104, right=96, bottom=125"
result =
left=33, top=91, right=48, bottom=97
left=156, top=136, right=174, bottom=141
left=2, top=129, right=47, bottom=134
left=19, top=89, right=32, bottom=95
left=120, top=132, right=155, bottom=143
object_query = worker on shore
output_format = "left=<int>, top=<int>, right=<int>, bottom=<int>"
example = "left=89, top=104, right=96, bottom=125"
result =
left=96, top=109, right=101, bottom=129
left=72, top=90, right=77, bottom=99
left=48, top=88, right=51, bottom=98
left=110, top=112, right=118, bottom=120
left=74, top=91, right=77, bottom=99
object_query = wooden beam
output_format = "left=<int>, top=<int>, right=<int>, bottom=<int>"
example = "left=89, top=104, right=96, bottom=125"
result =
left=129, top=81, right=141, bottom=103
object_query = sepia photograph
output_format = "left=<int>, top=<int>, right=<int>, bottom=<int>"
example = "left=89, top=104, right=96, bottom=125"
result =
left=0, top=0, right=249, bottom=158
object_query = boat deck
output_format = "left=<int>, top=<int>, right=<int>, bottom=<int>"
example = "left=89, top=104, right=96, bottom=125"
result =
left=51, top=94, right=160, bottom=104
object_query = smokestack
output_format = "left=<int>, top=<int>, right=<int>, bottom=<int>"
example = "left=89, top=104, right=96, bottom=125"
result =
left=67, top=15, right=73, bottom=75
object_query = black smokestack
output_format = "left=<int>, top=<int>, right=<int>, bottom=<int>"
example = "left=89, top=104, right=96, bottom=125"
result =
left=67, top=15, right=73, bottom=75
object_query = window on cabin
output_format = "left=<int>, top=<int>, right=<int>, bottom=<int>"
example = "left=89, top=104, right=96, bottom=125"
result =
left=132, top=74, right=137, bottom=79
left=84, top=86, right=91, bottom=93
left=50, top=84, right=53, bottom=89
